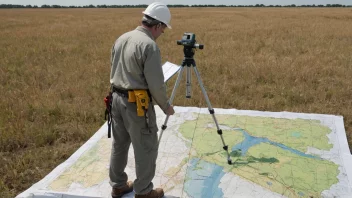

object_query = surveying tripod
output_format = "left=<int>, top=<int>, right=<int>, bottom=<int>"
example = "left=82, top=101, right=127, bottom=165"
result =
left=158, top=35, right=233, bottom=165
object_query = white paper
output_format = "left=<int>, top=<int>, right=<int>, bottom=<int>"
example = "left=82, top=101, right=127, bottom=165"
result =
left=343, top=153, right=352, bottom=188
left=162, top=61, right=180, bottom=82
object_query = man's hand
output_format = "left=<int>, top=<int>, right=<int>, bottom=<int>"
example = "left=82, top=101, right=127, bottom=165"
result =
left=165, top=105, right=175, bottom=115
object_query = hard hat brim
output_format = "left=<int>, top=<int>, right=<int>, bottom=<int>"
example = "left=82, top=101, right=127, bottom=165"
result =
left=142, top=11, right=172, bottom=29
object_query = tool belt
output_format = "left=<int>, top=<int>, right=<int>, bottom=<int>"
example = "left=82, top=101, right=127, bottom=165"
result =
left=104, top=86, right=152, bottom=138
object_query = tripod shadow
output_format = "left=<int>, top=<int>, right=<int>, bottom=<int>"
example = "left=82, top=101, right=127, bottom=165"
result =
left=122, top=192, right=180, bottom=198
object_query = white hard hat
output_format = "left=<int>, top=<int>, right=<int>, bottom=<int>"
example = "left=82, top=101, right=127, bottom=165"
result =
left=142, top=2, right=172, bottom=29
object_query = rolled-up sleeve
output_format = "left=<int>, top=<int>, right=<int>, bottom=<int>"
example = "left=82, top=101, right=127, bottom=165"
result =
left=143, top=43, right=170, bottom=112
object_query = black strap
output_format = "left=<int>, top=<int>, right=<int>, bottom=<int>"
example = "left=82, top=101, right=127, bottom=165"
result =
left=112, top=87, right=129, bottom=98
left=104, top=91, right=113, bottom=138
left=147, top=90, right=152, bottom=102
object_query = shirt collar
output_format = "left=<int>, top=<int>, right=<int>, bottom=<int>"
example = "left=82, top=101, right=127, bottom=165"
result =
left=136, top=26, right=155, bottom=41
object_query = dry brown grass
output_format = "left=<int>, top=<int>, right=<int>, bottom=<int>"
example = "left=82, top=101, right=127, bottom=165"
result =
left=0, top=7, right=351, bottom=197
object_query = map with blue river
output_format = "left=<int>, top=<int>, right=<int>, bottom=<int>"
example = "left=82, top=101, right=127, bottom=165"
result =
left=182, top=123, right=332, bottom=198
left=231, top=128, right=320, bottom=159
left=26, top=108, right=350, bottom=198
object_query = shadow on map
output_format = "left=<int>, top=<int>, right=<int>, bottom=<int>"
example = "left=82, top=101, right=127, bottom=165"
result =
left=229, top=150, right=279, bottom=167
left=122, top=192, right=180, bottom=198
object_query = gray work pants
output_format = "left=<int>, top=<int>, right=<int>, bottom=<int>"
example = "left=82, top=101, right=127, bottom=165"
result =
left=109, top=92, right=158, bottom=195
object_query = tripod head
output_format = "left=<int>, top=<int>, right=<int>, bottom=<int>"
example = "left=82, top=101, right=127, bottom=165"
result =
left=177, top=33, right=204, bottom=58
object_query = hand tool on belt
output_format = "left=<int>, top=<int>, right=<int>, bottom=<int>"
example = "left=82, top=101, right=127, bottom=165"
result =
left=104, top=88, right=113, bottom=138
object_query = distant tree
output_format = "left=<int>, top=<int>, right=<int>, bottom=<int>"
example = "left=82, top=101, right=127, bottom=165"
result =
left=0, top=4, right=24, bottom=8
left=168, top=4, right=189, bottom=7
left=83, top=4, right=95, bottom=8
left=1, top=3, right=352, bottom=8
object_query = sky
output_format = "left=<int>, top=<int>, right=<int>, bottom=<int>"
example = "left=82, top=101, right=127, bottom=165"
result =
left=0, top=0, right=349, bottom=6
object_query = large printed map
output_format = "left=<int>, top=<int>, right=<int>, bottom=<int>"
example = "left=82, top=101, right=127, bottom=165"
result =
left=17, top=106, right=352, bottom=198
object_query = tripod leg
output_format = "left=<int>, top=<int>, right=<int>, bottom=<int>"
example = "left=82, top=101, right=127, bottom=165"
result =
left=186, top=66, right=191, bottom=98
left=192, top=65, right=233, bottom=165
left=158, top=66, right=185, bottom=144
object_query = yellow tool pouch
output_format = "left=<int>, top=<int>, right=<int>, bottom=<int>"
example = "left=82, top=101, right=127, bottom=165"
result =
left=128, top=91, right=136, bottom=103
left=128, top=90, right=149, bottom=117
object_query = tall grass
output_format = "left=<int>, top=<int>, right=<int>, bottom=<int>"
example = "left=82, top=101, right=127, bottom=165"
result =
left=0, top=8, right=351, bottom=197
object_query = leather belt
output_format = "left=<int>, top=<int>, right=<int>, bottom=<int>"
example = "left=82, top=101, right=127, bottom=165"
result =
left=112, top=87, right=130, bottom=98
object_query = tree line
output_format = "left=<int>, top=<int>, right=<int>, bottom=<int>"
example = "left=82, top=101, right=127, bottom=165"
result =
left=0, top=4, right=351, bottom=9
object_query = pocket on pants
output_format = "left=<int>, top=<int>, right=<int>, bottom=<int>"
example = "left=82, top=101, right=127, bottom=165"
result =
left=141, top=125, right=158, bottom=152
left=140, top=106, right=158, bottom=152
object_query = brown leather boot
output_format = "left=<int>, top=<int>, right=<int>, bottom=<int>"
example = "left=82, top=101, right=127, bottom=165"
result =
left=134, top=188, right=164, bottom=198
left=111, top=181, right=134, bottom=198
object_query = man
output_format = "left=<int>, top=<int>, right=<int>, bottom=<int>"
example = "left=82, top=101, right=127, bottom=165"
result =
left=108, top=2, right=174, bottom=198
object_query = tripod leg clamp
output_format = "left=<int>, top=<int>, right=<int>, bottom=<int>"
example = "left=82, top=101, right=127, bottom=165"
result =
left=162, top=125, right=167, bottom=130
left=228, top=159, right=232, bottom=165
left=217, top=129, right=223, bottom=135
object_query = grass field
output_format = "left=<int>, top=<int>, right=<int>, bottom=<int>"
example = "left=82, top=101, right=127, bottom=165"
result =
left=0, top=7, right=352, bottom=197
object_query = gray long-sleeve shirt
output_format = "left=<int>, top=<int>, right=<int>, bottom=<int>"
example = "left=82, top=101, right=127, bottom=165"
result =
left=110, top=26, right=170, bottom=112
